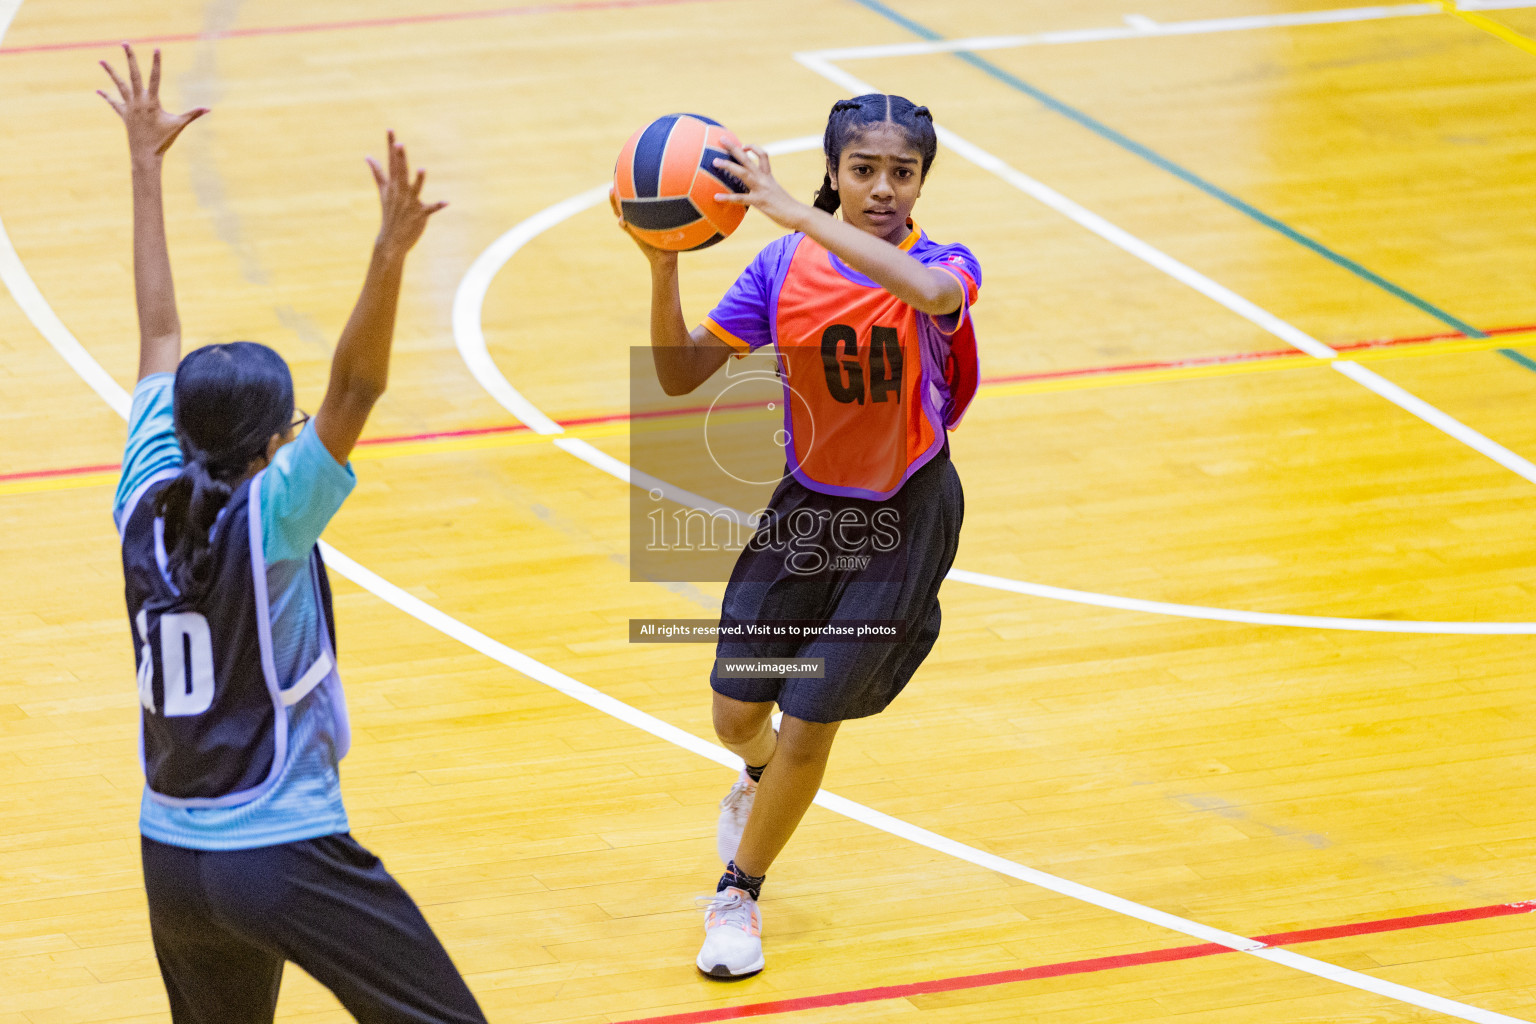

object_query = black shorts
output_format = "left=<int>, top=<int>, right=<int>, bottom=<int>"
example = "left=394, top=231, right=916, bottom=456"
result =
left=141, top=833, right=486, bottom=1024
left=710, top=446, right=964, bottom=723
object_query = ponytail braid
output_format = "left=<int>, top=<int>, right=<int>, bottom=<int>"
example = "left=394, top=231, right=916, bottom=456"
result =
left=157, top=454, right=236, bottom=600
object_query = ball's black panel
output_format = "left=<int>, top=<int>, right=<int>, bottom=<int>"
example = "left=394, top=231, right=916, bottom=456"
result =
left=685, top=231, right=727, bottom=251
left=631, top=115, right=680, bottom=199
left=700, top=147, right=747, bottom=194
left=620, top=196, right=702, bottom=231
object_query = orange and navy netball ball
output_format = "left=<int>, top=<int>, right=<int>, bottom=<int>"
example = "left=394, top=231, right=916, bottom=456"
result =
left=613, top=113, right=748, bottom=251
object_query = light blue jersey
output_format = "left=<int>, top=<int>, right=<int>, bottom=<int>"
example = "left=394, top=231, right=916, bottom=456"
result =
left=114, top=373, right=358, bottom=850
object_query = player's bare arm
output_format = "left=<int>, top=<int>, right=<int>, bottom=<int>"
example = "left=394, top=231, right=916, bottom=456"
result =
left=313, top=131, right=447, bottom=465
left=98, top=44, right=207, bottom=381
left=615, top=198, right=732, bottom=396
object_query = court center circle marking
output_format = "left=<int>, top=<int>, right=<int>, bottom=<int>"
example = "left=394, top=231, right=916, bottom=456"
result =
left=451, top=161, right=1536, bottom=636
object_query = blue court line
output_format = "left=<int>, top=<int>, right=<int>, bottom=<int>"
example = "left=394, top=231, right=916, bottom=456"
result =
left=844, top=0, right=1491, bottom=342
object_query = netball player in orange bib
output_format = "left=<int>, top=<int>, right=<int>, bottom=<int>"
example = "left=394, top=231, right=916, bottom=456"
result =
left=620, top=94, right=980, bottom=978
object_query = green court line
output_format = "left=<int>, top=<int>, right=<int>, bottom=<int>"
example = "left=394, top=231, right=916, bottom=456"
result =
left=845, top=0, right=1491, bottom=342
left=1497, top=347, right=1536, bottom=372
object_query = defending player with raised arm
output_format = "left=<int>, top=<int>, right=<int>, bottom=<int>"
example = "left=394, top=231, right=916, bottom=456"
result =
left=101, top=44, right=481, bottom=1023
left=620, top=95, right=981, bottom=979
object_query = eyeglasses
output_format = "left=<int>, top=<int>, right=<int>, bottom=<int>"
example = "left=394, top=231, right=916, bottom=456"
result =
left=290, top=410, right=310, bottom=434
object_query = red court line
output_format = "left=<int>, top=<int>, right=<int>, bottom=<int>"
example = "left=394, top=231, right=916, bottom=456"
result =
left=614, top=900, right=1536, bottom=1024
left=0, top=0, right=737, bottom=56
left=0, top=461, right=121, bottom=483
left=982, top=321, right=1536, bottom=387
left=8, top=322, right=1536, bottom=486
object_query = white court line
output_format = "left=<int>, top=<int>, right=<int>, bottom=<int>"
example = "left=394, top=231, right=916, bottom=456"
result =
left=0, top=216, right=130, bottom=419
left=801, top=2, right=1536, bottom=62
left=3, top=5, right=1532, bottom=1020
left=1335, top=360, right=1536, bottom=486
left=453, top=188, right=601, bottom=437
left=949, top=569, right=1536, bottom=634
left=455, top=182, right=1536, bottom=635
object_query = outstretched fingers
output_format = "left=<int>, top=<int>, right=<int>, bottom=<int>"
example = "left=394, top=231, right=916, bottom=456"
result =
left=367, top=133, right=447, bottom=235
left=366, top=156, right=386, bottom=193
left=389, top=131, right=407, bottom=186
left=124, top=43, right=143, bottom=97
left=99, top=59, right=131, bottom=104
left=100, top=44, right=209, bottom=156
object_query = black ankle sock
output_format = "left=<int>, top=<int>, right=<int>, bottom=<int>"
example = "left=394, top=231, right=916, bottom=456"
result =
left=744, top=763, right=766, bottom=783
left=718, top=860, right=765, bottom=901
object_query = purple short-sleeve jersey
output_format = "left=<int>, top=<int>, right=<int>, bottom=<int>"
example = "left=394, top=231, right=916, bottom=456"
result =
left=701, top=233, right=800, bottom=354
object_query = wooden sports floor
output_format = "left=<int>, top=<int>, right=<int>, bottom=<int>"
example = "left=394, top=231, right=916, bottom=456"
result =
left=5, top=0, right=1536, bottom=1020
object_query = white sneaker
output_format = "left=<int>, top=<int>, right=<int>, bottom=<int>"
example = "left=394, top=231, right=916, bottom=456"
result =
left=716, top=770, right=757, bottom=865
left=696, top=886, right=764, bottom=978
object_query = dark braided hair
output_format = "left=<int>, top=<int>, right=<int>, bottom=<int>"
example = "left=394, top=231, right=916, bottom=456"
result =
left=812, top=94, right=938, bottom=214
left=157, top=342, right=294, bottom=601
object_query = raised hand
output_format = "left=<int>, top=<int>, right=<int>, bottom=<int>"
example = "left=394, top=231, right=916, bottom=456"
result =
left=365, top=130, right=448, bottom=259
left=710, top=138, right=806, bottom=231
left=98, top=45, right=207, bottom=159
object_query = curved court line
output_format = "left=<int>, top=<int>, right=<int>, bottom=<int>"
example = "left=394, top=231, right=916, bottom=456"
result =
left=451, top=139, right=825, bottom=523
left=949, top=569, right=1536, bottom=635
left=452, top=175, right=1536, bottom=636
left=3, top=8, right=1530, bottom=1021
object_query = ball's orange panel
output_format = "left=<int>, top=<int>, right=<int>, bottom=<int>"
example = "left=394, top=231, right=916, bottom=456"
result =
left=613, top=125, right=642, bottom=200
left=632, top=215, right=717, bottom=252
left=657, top=115, right=709, bottom=200
left=689, top=170, right=746, bottom=236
